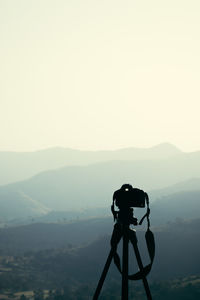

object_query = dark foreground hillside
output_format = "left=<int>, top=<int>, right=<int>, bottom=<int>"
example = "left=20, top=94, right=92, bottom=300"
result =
left=0, top=218, right=113, bottom=255
left=1, top=277, right=200, bottom=299
left=0, top=218, right=199, bottom=299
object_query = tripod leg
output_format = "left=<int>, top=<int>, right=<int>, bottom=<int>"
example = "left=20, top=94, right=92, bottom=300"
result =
left=93, top=223, right=122, bottom=300
left=131, top=232, right=152, bottom=300
left=93, top=249, right=114, bottom=300
left=122, top=225, right=129, bottom=300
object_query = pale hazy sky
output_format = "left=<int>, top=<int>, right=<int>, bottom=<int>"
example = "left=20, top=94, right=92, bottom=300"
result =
left=0, top=0, right=200, bottom=152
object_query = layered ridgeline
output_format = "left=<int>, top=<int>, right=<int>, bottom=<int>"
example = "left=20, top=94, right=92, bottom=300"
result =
left=0, top=143, right=200, bottom=222
left=0, top=143, right=181, bottom=186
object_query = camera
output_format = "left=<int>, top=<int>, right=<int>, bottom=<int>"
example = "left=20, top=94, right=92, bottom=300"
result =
left=113, top=184, right=146, bottom=209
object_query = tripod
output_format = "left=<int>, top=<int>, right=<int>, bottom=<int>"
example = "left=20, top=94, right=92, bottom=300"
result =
left=93, top=223, right=152, bottom=300
left=93, top=221, right=153, bottom=300
left=93, top=185, right=155, bottom=299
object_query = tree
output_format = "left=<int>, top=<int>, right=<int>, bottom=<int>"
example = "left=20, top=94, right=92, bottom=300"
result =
left=20, top=295, right=27, bottom=300
left=34, top=289, right=44, bottom=300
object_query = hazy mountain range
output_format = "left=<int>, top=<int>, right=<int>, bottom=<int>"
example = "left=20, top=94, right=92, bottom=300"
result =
left=0, top=143, right=181, bottom=186
left=0, top=143, right=199, bottom=222
left=149, top=177, right=200, bottom=199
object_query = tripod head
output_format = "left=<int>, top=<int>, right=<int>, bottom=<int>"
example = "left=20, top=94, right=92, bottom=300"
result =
left=111, top=184, right=150, bottom=227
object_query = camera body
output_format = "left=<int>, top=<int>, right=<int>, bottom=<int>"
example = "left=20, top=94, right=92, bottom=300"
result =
left=113, top=184, right=146, bottom=210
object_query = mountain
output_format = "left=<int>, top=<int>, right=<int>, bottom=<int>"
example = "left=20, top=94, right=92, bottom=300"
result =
left=0, top=220, right=199, bottom=299
left=2, top=175, right=198, bottom=225
left=1, top=186, right=199, bottom=253
left=0, top=218, right=113, bottom=254
left=14, top=188, right=200, bottom=226
left=0, top=190, right=50, bottom=222
left=151, top=190, right=200, bottom=225
left=0, top=150, right=200, bottom=214
left=79, top=218, right=200, bottom=281
left=0, top=143, right=181, bottom=185
left=149, top=177, right=200, bottom=200
left=74, top=219, right=200, bottom=281
left=0, top=218, right=199, bottom=282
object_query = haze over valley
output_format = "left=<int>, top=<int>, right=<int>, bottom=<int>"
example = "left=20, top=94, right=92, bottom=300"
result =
left=0, top=142, right=199, bottom=233
left=0, top=143, right=200, bottom=223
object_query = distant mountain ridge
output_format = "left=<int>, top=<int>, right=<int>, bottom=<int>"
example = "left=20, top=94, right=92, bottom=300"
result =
left=0, top=143, right=181, bottom=185
left=0, top=148, right=200, bottom=220
left=151, top=190, right=200, bottom=225
left=149, top=177, right=200, bottom=199
left=0, top=190, right=50, bottom=221
left=7, top=187, right=199, bottom=226
left=0, top=143, right=199, bottom=222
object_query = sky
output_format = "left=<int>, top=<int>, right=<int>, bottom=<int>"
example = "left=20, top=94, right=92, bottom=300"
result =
left=0, top=0, right=200, bottom=152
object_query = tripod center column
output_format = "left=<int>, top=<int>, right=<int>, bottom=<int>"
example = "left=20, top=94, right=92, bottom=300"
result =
left=122, top=224, right=129, bottom=300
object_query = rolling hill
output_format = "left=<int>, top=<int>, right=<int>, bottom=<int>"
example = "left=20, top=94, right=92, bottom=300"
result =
left=0, top=217, right=199, bottom=282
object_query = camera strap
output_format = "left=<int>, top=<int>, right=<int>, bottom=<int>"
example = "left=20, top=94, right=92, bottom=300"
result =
left=128, top=229, right=155, bottom=280
left=111, top=196, right=119, bottom=222
left=111, top=225, right=155, bottom=281
left=139, top=193, right=150, bottom=229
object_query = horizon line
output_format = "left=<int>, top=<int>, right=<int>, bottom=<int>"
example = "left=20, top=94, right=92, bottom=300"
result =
left=0, top=142, right=191, bottom=153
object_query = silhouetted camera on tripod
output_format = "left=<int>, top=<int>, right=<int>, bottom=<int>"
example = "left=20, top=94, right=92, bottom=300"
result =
left=93, top=184, right=155, bottom=300
left=111, top=184, right=148, bottom=225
